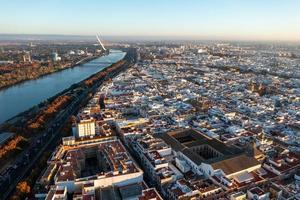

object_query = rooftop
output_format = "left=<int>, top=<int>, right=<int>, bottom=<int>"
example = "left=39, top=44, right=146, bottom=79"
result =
left=211, top=155, right=260, bottom=175
left=161, top=129, right=243, bottom=165
left=55, top=139, right=140, bottom=182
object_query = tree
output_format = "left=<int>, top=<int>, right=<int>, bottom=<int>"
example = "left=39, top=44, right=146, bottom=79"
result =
left=16, top=181, right=30, bottom=195
left=0, top=135, right=24, bottom=159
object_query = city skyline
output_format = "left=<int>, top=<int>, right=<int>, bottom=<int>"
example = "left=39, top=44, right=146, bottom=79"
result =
left=1, top=0, right=300, bottom=41
left=0, top=1, right=300, bottom=199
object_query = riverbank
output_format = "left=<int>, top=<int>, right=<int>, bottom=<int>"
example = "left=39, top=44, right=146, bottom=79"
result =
left=0, top=50, right=125, bottom=123
left=0, top=49, right=131, bottom=128
left=0, top=53, right=105, bottom=91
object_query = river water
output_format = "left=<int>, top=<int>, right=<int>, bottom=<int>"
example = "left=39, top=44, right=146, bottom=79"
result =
left=0, top=50, right=126, bottom=124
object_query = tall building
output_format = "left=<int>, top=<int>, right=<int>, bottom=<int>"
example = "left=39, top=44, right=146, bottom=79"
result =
left=52, top=52, right=61, bottom=62
left=23, top=52, right=31, bottom=62
left=76, top=119, right=96, bottom=138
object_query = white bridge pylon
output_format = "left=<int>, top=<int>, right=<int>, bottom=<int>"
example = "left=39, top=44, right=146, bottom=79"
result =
left=96, top=35, right=106, bottom=51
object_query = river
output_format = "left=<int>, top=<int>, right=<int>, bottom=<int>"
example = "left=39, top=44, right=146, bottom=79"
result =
left=0, top=50, right=126, bottom=124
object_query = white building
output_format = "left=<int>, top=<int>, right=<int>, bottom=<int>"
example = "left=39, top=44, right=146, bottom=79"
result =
left=76, top=119, right=96, bottom=138
left=247, top=187, right=269, bottom=200
left=52, top=52, right=61, bottom=62
left=45, top=185, right=67, bottom=200
left=230, top=192, right=246, bottom=200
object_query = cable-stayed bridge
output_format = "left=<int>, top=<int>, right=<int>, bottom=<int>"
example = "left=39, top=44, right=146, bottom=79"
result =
left=96, top=35, right=106, bottom=51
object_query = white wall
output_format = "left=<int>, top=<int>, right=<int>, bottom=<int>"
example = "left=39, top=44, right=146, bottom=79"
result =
left=200, top=163, right=215, bottom=177
left=94, top=172, right=143, bottom=188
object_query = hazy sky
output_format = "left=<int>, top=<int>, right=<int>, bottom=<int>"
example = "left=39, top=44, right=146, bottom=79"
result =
left=1, top=0, right=300, bottom=41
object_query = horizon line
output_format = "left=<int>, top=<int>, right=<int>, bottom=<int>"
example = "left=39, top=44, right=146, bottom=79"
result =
left=0, top=33, right=300, bottom=43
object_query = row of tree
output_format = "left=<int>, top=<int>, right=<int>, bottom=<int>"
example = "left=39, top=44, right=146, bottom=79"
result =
left=27, top=95, right=72, bottom=132
left=84, top=60, right=126, bottom=86
left=0, top=65, right=58, bottom=89
left=0, top=135, right=24, bottom=159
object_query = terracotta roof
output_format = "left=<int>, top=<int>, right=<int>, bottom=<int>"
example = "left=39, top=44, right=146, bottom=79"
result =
left=211, top=154, right=260, bottom=175
left=138, top=188, right=163, bottom=200
left=160, top=129, right=244, bottom=165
